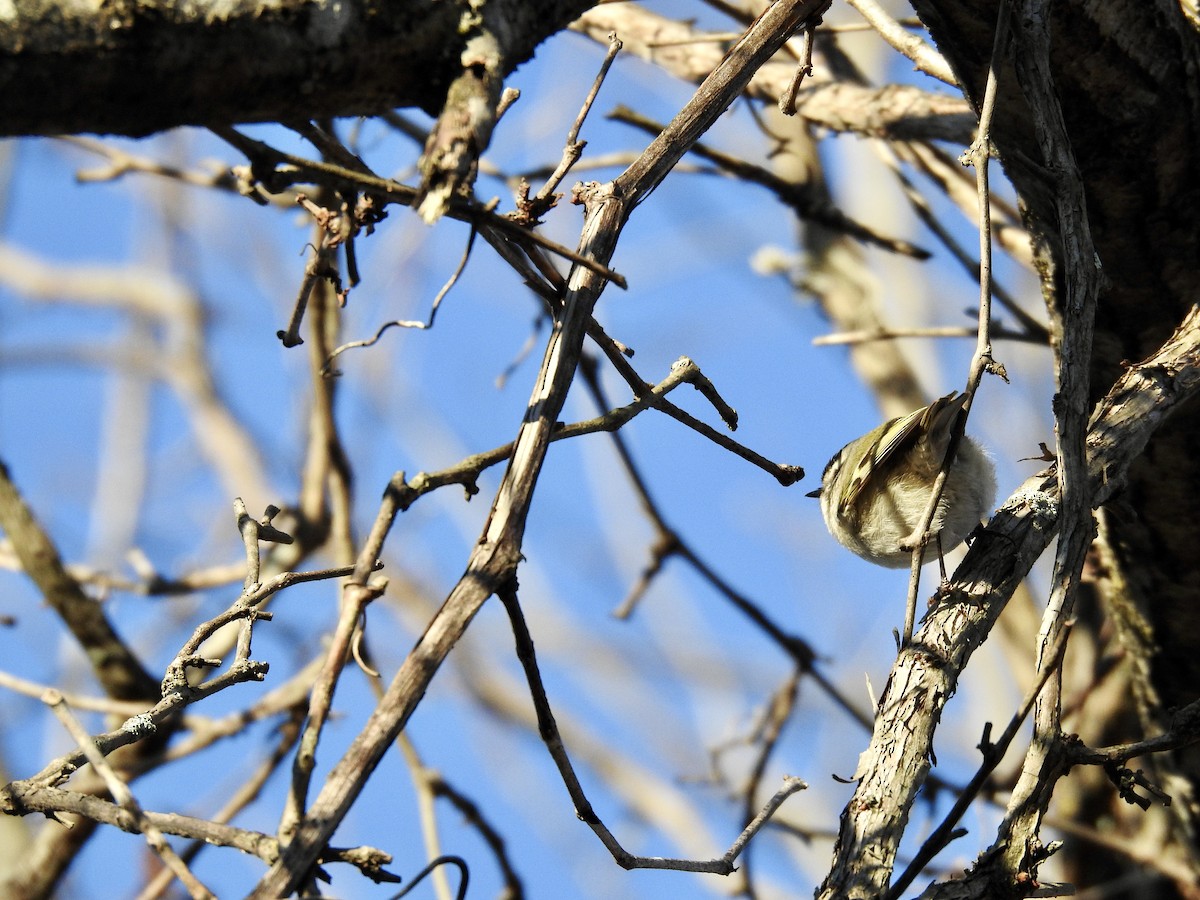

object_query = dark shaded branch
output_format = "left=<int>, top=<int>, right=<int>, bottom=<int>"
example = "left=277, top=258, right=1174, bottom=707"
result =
left=0, top=0, right=597, bottom=138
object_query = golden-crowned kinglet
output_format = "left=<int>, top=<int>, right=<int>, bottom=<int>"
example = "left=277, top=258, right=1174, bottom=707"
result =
left=807, top=392, right=996, bottom=568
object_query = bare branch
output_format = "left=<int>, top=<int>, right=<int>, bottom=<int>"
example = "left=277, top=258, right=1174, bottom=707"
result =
left=0, top=782, right=400, bottom=884
left=845, top=0, right=955, bottom=85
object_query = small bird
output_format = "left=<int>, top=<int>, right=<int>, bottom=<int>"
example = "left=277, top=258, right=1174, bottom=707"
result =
left=808, top=392, right=996, bottom=568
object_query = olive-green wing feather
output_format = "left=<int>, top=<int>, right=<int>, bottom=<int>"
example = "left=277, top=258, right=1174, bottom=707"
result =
left=837, top=405, right=927, bottom=517
left=838, top=392, right=963, bottom=517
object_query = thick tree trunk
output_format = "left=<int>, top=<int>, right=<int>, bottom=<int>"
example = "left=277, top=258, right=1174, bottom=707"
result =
left=911, top=0, right=1200, bottom=893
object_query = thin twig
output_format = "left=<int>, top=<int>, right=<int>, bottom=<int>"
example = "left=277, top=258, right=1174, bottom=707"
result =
left=293, top=255, right=357, bottom=566
left=234, top=503, right=293, bottom=594
left=1068, top=697, right=1200, bottom=765
left=276, top=274, right=369, bottom=854
left=778, top=20, right=817, bottom=115
left=63, top=136, right=284, bottom=205
left=286, top=120, right=372, bottom=174
left=277, top=226, right=342, bottom=347
left=813, top=324, right=1042, bottom=346
left=391, top=856, right=469, bottom=900
left=278, top=470, right=412, bottom=843
left=735, top=669, right=802, bottom=899
left=646, top=18, right=927, bottom=44
left=234, top=498, right=262, bottom=589
left=323, top=226, right=479, bottom=374
left=897, top=0, right=1009, bottom=647
left=0, top=670, right=154, bottom=717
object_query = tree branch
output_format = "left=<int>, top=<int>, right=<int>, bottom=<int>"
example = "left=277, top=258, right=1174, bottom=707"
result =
left=0, top=0, right=597, bottom=138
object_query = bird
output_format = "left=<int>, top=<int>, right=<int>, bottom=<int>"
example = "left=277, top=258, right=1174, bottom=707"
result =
left=807, top=392, right=996, bottom=568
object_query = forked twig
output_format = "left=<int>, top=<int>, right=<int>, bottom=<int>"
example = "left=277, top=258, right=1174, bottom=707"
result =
left=778, top=19, right=818, bottom=114
left=496, top=578, right=807, bottom=874
left=18, top=559, right=360, bottom=789
left=528, top=32, right=624, bottom=212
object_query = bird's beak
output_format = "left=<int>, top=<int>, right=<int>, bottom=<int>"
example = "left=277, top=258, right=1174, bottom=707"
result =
left=805, top=487, right=822, bottom=498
